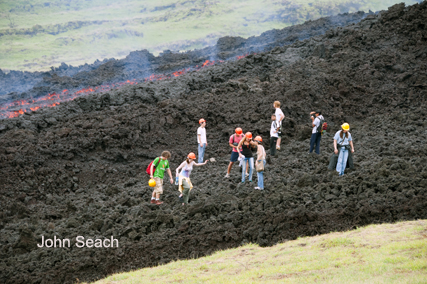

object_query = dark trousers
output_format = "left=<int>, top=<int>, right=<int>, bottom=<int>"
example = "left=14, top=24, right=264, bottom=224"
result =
left=270, top=137, right=278, bottom=156
left=309, top=133, right=321, bottom=154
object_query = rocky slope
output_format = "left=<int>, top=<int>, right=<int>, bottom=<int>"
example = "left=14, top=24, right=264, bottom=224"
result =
left=0, top=2, right=427, bottom=283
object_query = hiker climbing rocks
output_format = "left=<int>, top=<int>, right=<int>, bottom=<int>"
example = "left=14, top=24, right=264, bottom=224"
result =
left=273, top=101, right=285, bottom=150
left=270, top=114, right=279, bottom=156
left=149, top=151, right=173, bottom=205
left=309, top=111, right=325, bottom=154
left=197, top=118, right=207, bottom=163
left=334, top=123, right=354, bottom=176
left=237, top=132, right=257, bottom=183
left=176, top=152, right=208, bottom=205
left=254, top=136, right=266, bottom=190
left=225, top=127, right=244, bottom=178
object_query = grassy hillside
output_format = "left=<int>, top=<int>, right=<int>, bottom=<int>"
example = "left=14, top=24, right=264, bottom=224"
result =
left=0, top=0, right=422, bottom=71
left=88, top=220, right=427, bottom=284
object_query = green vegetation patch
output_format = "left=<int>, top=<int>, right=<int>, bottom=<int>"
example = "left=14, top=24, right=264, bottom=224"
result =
left=88, top=220, right=427, bottom=284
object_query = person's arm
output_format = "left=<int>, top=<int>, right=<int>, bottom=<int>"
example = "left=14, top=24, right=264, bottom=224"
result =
left=150, top=158, right=156, bottom=178
left=237, top=137, right=246, bottom=157
left=279, top=112, right=284, bottom=123
left=334, top=139, right=338, bottom=154
left=350, top=140, right=354, bottom=153
left=197, top=134, right=201, bottom=144
left=194, top=160, right=208, bottom=166
left=167, top=168, right=173, bottom=184
left=176, top=161, right=185, bottom=176
left=312, top=117, right=317, bottom=128
left=256, top=145, right=262, bottom=164
left=272, top=124, right=278, bottom=134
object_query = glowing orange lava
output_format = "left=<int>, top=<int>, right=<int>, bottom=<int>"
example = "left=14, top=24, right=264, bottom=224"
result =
left=0, top=54, right=251, bottom=119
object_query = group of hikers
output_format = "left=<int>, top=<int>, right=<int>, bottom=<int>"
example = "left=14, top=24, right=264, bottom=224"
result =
left=148, top=101, right=355, bottom=205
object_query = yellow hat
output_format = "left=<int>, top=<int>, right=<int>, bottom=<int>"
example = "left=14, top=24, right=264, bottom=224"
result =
left=341, top=123, right=350, bottom=131
left=148, top=179, right=156, bottom=187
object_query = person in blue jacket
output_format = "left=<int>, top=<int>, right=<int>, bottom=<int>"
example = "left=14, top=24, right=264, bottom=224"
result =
left=333, top=123, right=355, bottom=176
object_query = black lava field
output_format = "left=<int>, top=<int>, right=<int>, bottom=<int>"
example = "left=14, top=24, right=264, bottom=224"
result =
left=1, top=2, right=427, bottom=283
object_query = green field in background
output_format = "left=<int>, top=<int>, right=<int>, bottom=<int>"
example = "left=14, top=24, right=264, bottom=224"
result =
left=0, top=0, right=422, bottom=71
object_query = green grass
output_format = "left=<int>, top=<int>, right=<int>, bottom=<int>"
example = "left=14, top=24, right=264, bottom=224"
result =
left=0, top=0, right=422, bottom=71
left=86, top=220, right=427, bottom=284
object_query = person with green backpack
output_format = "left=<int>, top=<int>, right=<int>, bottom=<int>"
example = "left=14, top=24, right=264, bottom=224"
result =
left=149, top=151, right=173, bottom=205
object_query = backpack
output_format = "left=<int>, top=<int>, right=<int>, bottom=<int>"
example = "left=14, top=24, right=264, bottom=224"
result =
left=316, top=116, right=326, bottom=135
left=322, top=122, right=328, bottom=134
left=146, top=157, right=161, bottom=175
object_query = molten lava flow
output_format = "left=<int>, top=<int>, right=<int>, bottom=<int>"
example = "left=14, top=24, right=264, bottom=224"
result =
left=0, top=54, right=252, bottom=119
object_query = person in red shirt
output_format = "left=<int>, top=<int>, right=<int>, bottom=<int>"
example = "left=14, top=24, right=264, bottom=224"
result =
left=224, top=127, right=244, bottom=178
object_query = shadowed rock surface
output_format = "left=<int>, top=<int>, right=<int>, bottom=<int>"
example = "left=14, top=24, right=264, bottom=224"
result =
left=0, top=2, right=427, bottom=283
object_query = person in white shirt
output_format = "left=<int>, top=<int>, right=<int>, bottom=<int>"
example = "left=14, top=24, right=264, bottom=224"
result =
left=197, top=118, right=207, bottom=163
left=273, top=101, right=285, bottom=150
left=270, top=114, right=279, bottom=156
left=309, top=111, right=324, bottom=154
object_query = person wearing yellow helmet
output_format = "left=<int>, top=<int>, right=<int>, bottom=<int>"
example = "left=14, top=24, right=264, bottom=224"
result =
left=333, top=123, right=354, bottom=176
left=175, top=152, right=208, bottom=205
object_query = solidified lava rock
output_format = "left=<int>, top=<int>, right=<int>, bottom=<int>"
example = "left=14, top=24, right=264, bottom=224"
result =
left=1, top=1, right=427, bottom=283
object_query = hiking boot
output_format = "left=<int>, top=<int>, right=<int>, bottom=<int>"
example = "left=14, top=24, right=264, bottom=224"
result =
left=224, top=173, right=230, bottom=178
left=245, top=173, right=249, bottom=177
left=150, top=199, right=156, bottom=204
left=155, top=200, right=163, bottom=205
left=254, top=186, right=260, bottom=190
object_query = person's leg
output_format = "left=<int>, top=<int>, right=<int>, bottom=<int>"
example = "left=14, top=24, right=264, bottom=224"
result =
left=154, top=178, right=163, bottom=204
left=198, top=144, right=205, bottom=163
left=270, top=137, right=277, bottom=156
left=248, top=157, right=254, bottom=181
left=309, top=133, right=316, bottom=153
left=182, top=179, right=191, bottom=204
left=256, top=160, right=264, bottom=189
left=245, top=160, right=249, bottom=175
left=341, top=150, right=349, bottom=176
left=276, top=137, right=281, bottom=149
left=336, top=149, right=347, bottom=175
left=261, top=160, right=266, bottom=189
left=241, top=158, right=247, bottom=182
left=315, top=133, right=321, bottom=154
left=198, top=144, right=202, bottom=163
left=227, top=162, right=233, bottom=174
